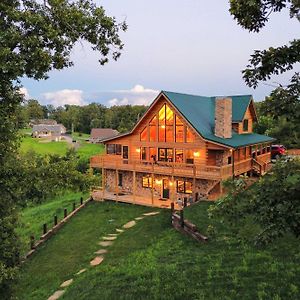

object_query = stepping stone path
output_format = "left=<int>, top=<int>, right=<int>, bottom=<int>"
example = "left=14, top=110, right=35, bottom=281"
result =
left=103, top=236, right=117, bottom=241
left=98, top=241, right=113, bottom=247
left=48, top=290, right=65, bottom=300
left=47, top=210, right=161, bottom=299
left=123, top=220, right=136, bottom=229
left=90, top=256, right=104, bottom=266
left=60, top=279, right=73, bottom=288
left=143, top=211, right=160, bottom=216
left=94, top=249, right=108, bottom=255
left=76, top=269, right=86, bottom=275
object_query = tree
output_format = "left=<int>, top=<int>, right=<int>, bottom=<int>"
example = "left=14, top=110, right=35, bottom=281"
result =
left=209, top=158, right=300, bottom=246
left=0, top=1, right=126, bottom=297
left=25, top=99, right=44, bottom=120
left=230, top=0, right=300, bottom=88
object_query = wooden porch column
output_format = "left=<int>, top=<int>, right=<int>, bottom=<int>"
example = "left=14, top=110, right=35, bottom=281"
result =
left=115, top=169, right=119, bottom=202
left=193, top=165, right=196, bottom=202
left=102, top=167, right=105, bottom=200
left=151, top=163, right=154, bottom=207
left=133, top=171, right=136, bottom=204
left=171, top=175, right=175, bottom=204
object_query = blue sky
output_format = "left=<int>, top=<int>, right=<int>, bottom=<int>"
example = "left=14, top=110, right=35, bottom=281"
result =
left=21, top=0, right=299, bottom=107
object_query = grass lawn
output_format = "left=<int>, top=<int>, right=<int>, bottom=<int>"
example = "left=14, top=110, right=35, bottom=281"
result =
left=76, top=141, right=104, bottom=161
left=17, top=192, right=89, bottom=256
left=16, top=201, right=300, bottom=300
left=20, top=135, right=70, bottom=156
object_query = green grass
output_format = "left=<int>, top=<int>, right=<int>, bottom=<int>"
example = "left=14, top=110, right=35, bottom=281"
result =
left=20, top=135, right=70, bottom=156
left=76, top=141, right=104, bottom=161
left=17, top=192, right=89, bottom=256
left=16, top=201, right=300, bottom=300
left=72, top=132, right=90, bottom=142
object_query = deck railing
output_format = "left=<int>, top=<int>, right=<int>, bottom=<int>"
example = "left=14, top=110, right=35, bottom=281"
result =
left=90, top=154, right=269, bottom=180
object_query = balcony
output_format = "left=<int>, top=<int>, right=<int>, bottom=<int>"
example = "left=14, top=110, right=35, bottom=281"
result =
left=90, top=153, right=271, bottom=180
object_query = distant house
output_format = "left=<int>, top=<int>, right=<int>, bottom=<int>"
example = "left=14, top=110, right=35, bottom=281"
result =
left=29, top=119, right=57, bottom=127
left=89, top=128, right=119, bottom=143
left=32, top=124, right=66, bottom=141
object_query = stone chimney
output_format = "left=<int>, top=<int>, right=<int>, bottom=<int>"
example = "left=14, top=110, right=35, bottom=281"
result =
left=214, top=97, right=232, bottom=139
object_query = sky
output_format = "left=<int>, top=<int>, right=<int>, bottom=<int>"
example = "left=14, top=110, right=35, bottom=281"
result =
left=21, top=0, right=299, bottom=107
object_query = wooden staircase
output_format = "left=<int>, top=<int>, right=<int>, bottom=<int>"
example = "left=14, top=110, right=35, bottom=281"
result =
left=252, top=158, right=268, bottom=176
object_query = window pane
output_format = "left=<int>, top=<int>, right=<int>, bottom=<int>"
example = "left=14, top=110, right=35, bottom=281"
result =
left=107, top=144, right=115, bottom=154
left=150, top=148, right=156, bottom=161
left=142, top=176, right=152, bottom=188
left=158, top=148, right=166, bottom=161
left=243, top=119, right=249, bottom=131
left=159, top=125, right=165, bottom=142
left=186, top=128, right=195, bottom=143
left=116, top=144, right=122, bottom=155
left=140, top=127, right=147, bottom=141
left=185, top=181, right=192, bottom=194
left=175, top=149, right=183, bottom=163
left=177, top=180, right=185, bottom=193
left=165, top=105, right=173, bottom=125
left=141, top=147, right=147, bottom=160
left=150, top=125, right=156, bottom=142
left=166, top=125, right=173, bottom=142
left=159, top=105, right=165, bottom=125
left=150, top=115, right=157, bottom=125
left=167, top=148, right=173, bottom=162
left=186, top=150, right=194, bottom=164
left=175, top=125, right=184, bottom=142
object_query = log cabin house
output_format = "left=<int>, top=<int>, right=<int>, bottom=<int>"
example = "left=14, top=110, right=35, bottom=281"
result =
left=90, top=91, right=275, bottom=208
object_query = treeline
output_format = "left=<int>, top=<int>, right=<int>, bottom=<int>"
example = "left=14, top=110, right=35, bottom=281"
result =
left=17, top=100, right=148, bottom=133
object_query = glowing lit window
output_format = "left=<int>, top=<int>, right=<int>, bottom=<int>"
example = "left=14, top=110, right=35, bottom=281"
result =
left=142, top=176, right=153, bottom=188
left=158, top=148, right=173, bottom=162
left=186, top=127, right=195, bottom=143
left=186, top=150, right=194, bottom=164
left=165, top=105, right=173, bottom=125
left=159, top=105, right=165, bottom=125
left=176, top=180, right=192, bottom=194
left=175, top=149, right=183, bottom=163
left=150, top=147, right=156, bottom=161
left=175, top=115, right=184, bottom=142
left=141, top=147, right=147, bottom=160
left=158, top=104, right=174, bottom=142
left=140, top=127, right=148, bottom=141
left=149, top=116, right=157, bottom=142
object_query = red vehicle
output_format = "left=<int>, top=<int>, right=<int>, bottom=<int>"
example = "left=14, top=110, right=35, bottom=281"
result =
left=271, top=145, right=286, bottom=159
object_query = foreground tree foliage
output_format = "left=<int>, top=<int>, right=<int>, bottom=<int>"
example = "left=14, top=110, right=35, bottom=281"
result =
left=0, top=1, right=126, bottom=297
left=209, top=158, right=300, bottom=246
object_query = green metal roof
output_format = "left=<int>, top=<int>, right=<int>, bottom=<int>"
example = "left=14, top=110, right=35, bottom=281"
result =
left=162, top=91, right=275, bottom=148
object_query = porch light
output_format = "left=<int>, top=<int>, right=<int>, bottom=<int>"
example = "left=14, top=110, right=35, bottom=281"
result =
left=193, top=151, right=200, bottom=157
left=155, top=179, right=162, bottom=185
left=169, top=181, right=174, bottom=186
left=136, top=148, right=141, bottom=153
left=161, top=125, right=165, bottom=129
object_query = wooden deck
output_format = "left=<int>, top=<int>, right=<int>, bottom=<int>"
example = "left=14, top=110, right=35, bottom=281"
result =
left=90, top=152, right=271, bottom=180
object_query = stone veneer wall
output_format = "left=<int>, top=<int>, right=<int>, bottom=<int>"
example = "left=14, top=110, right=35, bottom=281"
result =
left=105, top=169, right=219, bottom=200
left=214, top=97, right=232, bottom=139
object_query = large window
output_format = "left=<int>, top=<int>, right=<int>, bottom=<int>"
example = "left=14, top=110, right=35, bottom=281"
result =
left=158, top=148, right=173, bottom=162
left=186, top=127, right=195, bottom=143
left=159, top=104, right=174, bottom=142
left=175, top=116, right=184, bottom=142
left=142, top=176, right=153, bottom=188
left=106, top=144, right=122, bottom=155
left=150, top=147, right=156, bottom=162
left=176, top=180, right=192, bottom=194
left=140, top=127, right=148, bottom=141
left=149, top=116, right=157, bottom=142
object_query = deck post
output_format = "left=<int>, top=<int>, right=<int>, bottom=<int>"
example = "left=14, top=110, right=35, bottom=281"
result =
left=171, top=175, right=175, bottom=205
left=193, top=165, right=196, bottom=202
left=151, top=164, right=154, bottom=207
left=133, top=171, right=136, bottom=204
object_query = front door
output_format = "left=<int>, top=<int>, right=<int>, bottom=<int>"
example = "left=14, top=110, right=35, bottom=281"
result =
left=162, top=179, right=170, bottom=199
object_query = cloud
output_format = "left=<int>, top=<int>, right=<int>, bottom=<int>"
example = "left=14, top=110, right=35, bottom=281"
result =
left=19, top=87, right=30, bottom=100
left=42, top=89, right=86, bottom=107
left=106, top=84, right=159, bottom=106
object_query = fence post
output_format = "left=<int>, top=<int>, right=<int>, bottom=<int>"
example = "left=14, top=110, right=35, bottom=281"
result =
left=171, top=203, right=174, bottom=224
left=64, top=208, right=67, bottom=218
left=54, top=215, right=58, bottom=226
left=80, top=197, right=83, bottom=205
left=73, top=202, right=76, bottom=211
left=180, top=210, right=184, bottom=228
left=43, top=223, right=47, bottom=235
left=30, top=235, right=35, bottom=249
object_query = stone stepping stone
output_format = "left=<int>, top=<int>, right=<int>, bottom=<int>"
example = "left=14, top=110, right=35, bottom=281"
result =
left=108, top=233, right=118, bottom=236
left=76, top=269, right=86, bottom=275
left=94, top=249, right=108, bottom=255
left=98, top=241, right=113, bottom=247
left=48, top=290, right=65, bottom=300
left=143, top=211, right=160, bottom=216
left=102, top=236, right=117, bottom=241
left=90, top=256, right=104, bottom=266
left=123, top=220, right=136, bottom=229
left=135, top=217, right=144, bottom=220
left=116, top=229, right=124, bottom=233
left=60, top=279, right=73, bottom=288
